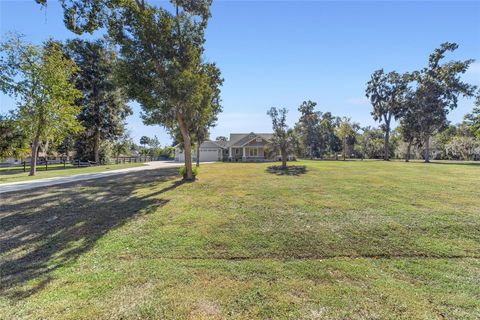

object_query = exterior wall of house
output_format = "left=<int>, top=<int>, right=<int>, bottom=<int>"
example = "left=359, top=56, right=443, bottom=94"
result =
left=175, top=147, right=222, bottom=162
left=230, top=138, right=269, bottom=161
left=174, top=133, right=277, bottom=163
left=196, top=147, right=222, bottom=162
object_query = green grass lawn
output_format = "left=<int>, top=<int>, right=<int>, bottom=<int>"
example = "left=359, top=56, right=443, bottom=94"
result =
left=0, top=162, right=145, bottom=184
left=1, top=160, right=479, bottom=319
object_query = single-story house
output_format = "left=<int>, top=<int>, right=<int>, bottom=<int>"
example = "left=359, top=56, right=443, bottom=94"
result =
left=175, top=132, right=280, bottom=162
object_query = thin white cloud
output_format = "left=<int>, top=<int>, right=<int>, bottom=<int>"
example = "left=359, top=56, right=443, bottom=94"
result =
left=345, top=97, right=370, bottom=106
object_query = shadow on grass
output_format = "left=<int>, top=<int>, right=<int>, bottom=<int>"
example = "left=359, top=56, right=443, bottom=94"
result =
left=427, top=161, right=480, bottom=166
left=266, top=165, right=307, bottom=176
left=0, top=167, right=181, bottom=300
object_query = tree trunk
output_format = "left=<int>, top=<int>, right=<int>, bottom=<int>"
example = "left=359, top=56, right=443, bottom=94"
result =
left=384, top=128, right=390, bottom=161
left=94, top=128, right=100, bottom=164
left=281, top=148, right=287, bottom=169
left=343, top=138, right=346, bottom=161
left=176, top=111, right=194, bottom=180
left=196, top=141, right=200, bottom=167
left=29, top=137, right=40, bottom=176
left=424, top=135, right=430, bottom=163
left=405, top=141, right=411, bottom=162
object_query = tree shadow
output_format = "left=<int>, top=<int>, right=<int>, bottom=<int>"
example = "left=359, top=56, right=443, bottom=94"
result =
left=0, top=167, right=182, bottom=300
left=426, top=161, right=480, bottom=166
left=266, top=165, right=307, bottom=176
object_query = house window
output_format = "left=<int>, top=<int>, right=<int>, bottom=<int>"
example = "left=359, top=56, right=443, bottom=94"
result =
left=249, top=148, right=258, bottom=157
left=256, top=137, right=262, bottom=142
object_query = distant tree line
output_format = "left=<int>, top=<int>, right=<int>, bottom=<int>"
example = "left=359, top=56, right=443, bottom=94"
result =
left=283, top=43, right=479, bottom=163
left=366, top=42, right=477, bottom=162
left=139, top=135, right=175, bottom=159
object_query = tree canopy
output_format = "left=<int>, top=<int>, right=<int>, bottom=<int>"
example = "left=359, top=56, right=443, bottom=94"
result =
left=408, top=42, right=477, bottom=162
left=38, top=0, right=220, bottom=180
left=0, top=34, right=82, bottom=175
left=66, top=39, right=132, bottom=163
left=464, top=94, right=480, bottom=140
left=295, top=100, right=323, bottom=158
left=366, top=69, right=410, bottom=160
left=267, top=107, right=297, bottom=168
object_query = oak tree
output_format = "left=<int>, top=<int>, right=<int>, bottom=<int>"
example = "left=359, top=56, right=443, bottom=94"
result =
left=37, top=0, right=219, bottom=181
left=366, top=70, right=410, bottom=160
left=410, top=43, right=476, bottom=162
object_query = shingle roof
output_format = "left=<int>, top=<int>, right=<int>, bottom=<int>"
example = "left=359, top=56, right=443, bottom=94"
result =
left=229, top=133, right=273, bottom=147
left=214, top=140, right=229, bottom=148
left=178, top=133, right=274, bottom=150
left=199, top=140, right=223, bottom=148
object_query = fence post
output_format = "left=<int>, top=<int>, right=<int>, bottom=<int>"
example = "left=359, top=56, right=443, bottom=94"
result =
left=45, top=160, right=48, bottom=171
left=23, top=161, right=26, bottom=172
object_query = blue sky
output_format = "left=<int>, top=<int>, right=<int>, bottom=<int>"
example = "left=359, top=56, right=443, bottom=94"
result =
left=1, top=1, right=479, bottom=145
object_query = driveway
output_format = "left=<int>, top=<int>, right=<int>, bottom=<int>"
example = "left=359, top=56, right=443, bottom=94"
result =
left=0, top=161, right=188, bottom=194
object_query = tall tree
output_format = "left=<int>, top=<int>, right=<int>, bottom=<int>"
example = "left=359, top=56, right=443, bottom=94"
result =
left=0, top=34, right=82, bottom=175
left=66, top=39, right=132, bottom=164
left=148, top=135, right=162, bottom=157
left=296, top=100, right=322, bottom=158
left=267, top=107, right=296, bottom=169
left=398, top=118, right=419, bottom=162
left=337, top=117, right=355, bottom=161
left=140, top=136, right=151, bottom=148
left=366, top=69, right=410, bottom=160
left=319, top=112, right=341, bottom=158
left=357, top=126, right=383, bottom=160
left=410, top=43, right=477, bottom=162
left=190, top=63, right=223, bottom=167
left=38, top=0, right=219, bottom=181
left=464, top=94, right=480, bottom=140
left=112, top=132, right=133, bottom=159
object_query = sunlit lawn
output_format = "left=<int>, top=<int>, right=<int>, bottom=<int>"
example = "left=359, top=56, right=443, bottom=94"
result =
left=0, top=162, right=145, bottom=184
left=1, top=160, right=479, bottom=319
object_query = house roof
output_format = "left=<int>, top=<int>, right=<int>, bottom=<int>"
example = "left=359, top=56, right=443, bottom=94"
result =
left=175, top=133, right=274, bottom=150
left=229, top=133, right=273, bottom=147
left=199, top=140, right=223, bottom=149
left=214, top=140, right=229, bottom=148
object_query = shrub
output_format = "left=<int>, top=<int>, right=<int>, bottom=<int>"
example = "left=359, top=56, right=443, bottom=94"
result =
left=179, top=165, right=198, bottom=179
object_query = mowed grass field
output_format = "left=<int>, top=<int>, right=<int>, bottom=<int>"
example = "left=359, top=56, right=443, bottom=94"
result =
left=0, top=162, right=145, bottom=184
left=1, top=160, right=479, bottom=319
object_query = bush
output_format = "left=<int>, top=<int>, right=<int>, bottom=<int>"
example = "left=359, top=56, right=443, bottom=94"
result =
left=179, top=165, right=198, bottom=179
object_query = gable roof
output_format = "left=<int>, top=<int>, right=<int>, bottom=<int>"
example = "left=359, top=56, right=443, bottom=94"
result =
left=214, top=140, right=229, bottom=148
left=229, top=132, right=273, bottom=147
left=175, top=133, right=274, bottom=150
left=199, top=140, right=224, bottom=149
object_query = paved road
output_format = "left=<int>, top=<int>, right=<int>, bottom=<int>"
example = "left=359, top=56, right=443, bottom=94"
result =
left=0, top=161, right=187, bottom=194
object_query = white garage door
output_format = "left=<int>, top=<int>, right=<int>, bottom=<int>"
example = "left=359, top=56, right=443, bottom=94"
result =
left=176, top=150, right=185, bottom=162
left=200, top=149, right=220, bottom=162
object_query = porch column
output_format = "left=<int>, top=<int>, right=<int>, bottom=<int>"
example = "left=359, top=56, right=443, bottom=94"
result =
left=229, top=147, right=232, bottom=159
left=242, top=147, right=246, bottom=161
